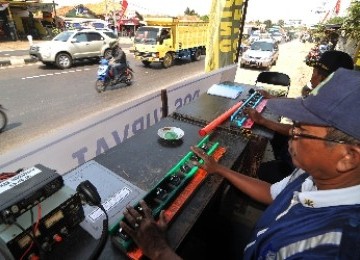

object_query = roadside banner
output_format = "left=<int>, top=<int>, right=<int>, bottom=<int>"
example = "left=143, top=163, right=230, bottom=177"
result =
left=335, top=0, right=341, bottom=15
left=118, top=0, right=128, bottom=20
left=205, top=0, right=246, bottom=72
left=355, top=47, right=360, bottom=68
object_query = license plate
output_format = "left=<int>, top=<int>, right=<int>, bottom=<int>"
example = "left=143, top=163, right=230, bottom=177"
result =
left=98, top=65, right=108, bottom=74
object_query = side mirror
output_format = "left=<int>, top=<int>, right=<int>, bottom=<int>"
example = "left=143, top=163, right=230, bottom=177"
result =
left=70, top=38, right=77, bottom=43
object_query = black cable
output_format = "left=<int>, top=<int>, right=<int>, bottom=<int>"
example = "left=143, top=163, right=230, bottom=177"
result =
left=13, top=222, right=34, bottom=240
left=88, top=205, right=109, bottom=260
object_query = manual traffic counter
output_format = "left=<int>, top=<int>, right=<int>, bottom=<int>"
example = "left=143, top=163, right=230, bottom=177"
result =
left=50, top=82, right=277, bottom=259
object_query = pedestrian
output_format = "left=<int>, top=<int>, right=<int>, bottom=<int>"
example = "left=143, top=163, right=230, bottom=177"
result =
left=301, top=50, right=354, bottom=97
left=120, top=68, right=360, bottom=259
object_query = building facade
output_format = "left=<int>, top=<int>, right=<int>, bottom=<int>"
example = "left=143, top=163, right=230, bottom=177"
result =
left=0, top=0, right=55, bottom=41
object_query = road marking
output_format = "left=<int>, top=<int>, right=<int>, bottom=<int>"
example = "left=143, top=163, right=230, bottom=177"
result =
left=0, top=62, right=39, bottom=70
left=21, top=68, right=91, bottom=80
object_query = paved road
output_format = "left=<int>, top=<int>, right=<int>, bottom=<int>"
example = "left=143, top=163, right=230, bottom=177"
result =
left=0, top=50, right=29, bottom=57
left=0, top=53, right=206, bottom=154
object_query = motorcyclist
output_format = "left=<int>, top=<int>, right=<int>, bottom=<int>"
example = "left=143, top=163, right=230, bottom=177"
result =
left=109, top=41, right=127, bottom=79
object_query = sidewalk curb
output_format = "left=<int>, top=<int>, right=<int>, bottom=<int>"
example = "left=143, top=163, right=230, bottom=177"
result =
left=0, top=56, right=38, bottom=67
left=0, top=60, right=11, bottom=67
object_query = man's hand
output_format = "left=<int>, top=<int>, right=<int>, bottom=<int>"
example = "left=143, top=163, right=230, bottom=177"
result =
left=243, top=108, right=265, bottom=125
left=257, top=89, right=275, bottom=99
left=190, top=146, right=220, bottom=174
left=120, top=201, right=181, bottom=260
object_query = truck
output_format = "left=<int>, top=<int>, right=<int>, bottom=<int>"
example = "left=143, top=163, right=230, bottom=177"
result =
left=132, top=17, right=208, bottom=68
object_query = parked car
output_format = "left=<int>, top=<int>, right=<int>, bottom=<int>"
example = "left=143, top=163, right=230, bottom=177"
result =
left=249, top=30, right=261, bottom=43
left=240, top=39, right=279, bottom=70
left=271, top=31, right=283, bottom=43
left=29, top=29, right=117, bottom=69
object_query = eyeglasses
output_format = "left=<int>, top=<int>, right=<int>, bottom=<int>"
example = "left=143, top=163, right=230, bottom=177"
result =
left=290, top=125, right=350, bottom=144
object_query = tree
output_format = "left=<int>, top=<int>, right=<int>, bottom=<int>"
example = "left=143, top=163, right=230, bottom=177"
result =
left=264, top=19, right=272, bottom=29
left=184, top=7, right=198, bottom=16
left=341, top=0, right=360, bottom=41
left=326, top=16, right=345, bottom=25
left=277, top=20, right=285, bottom=27
left=200, top=15, right=209, bottom=22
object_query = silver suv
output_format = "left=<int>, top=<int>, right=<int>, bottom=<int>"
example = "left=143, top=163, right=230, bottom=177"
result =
left=29, top=29, right=117, bottom=69
left=240, top=39, right=279, bottom=70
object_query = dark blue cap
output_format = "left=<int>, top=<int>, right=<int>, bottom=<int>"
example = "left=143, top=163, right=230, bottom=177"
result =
left=267, top=68, right=360, bottom=140
left=315, top=50, right=354, bottom=72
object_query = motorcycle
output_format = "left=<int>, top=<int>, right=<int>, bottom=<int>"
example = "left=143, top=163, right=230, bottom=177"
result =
left=95, top=57, right=134, bottom=93
left=0, top=104, right=8, bottom=133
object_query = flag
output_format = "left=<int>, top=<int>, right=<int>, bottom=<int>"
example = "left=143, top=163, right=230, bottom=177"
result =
left=118, top=0, right=128, bottom=20
left=335, top=0, right=341, bottom=14
left=205, top=0, right=246, bottom=72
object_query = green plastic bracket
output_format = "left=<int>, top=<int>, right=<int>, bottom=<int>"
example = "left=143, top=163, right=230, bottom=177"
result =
left=110, top=134, right=219, bottom=253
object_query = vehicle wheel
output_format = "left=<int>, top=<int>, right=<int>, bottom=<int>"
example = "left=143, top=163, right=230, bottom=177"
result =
left=42, top=62, right=52, bottom=67
left=162, top=53, right=173, bottom=68
left=92, top=57, right=100, bottom=64
left=0, top=110, right=7, bottom=132
left=55, top=53, right=72, bottom=69
left=95, top=80, right=106, bottom=93
left=104, top=49, right=112, bottom=59
left=142, top=61, right=151, bottom=67
left=125, top=72, right=134, bottom=86
left=191, top=49, right=202, bottom=61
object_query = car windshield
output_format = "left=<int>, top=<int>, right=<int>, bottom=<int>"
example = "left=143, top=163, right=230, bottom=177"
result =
left=103, top=31, right=117, bottom=38
left=53, top=31, right=74, bottom=42
left=134, top=27, right=159, bottom=45
left=251, top=41, right=274, bottom=51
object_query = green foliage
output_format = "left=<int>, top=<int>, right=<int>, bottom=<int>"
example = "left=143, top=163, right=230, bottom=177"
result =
left=341, top=0, right=360, bottom=41
left=51, top=27, right=62, bottom=36
left=184, top=7, right=198, bottom=16
left=326, top=16, right=345, bottom=25
left=200, top=15, right=209, bottom=22
left=277, top=20, right=285, bottom=27
left=264, top=19, right=272, bottom=29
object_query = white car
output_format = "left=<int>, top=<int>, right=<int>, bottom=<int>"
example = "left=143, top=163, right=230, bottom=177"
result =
left=240, top=39, right=279, bottom=70
left=29, top=29, right=117, bottom=69
left=271, top=32, right=283, bottom=43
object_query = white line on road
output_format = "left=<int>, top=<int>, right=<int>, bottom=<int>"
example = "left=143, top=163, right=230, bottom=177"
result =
left=22, top=68, right=91, bottom=80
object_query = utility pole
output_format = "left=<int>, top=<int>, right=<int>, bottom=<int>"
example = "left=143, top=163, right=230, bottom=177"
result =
left=112, top=0, right=118, bottom=36
left=52, top=0, right=57, bottom=17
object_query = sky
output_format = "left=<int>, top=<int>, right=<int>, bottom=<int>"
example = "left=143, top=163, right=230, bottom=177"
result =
left=52, top=0, right=351, bottom=22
